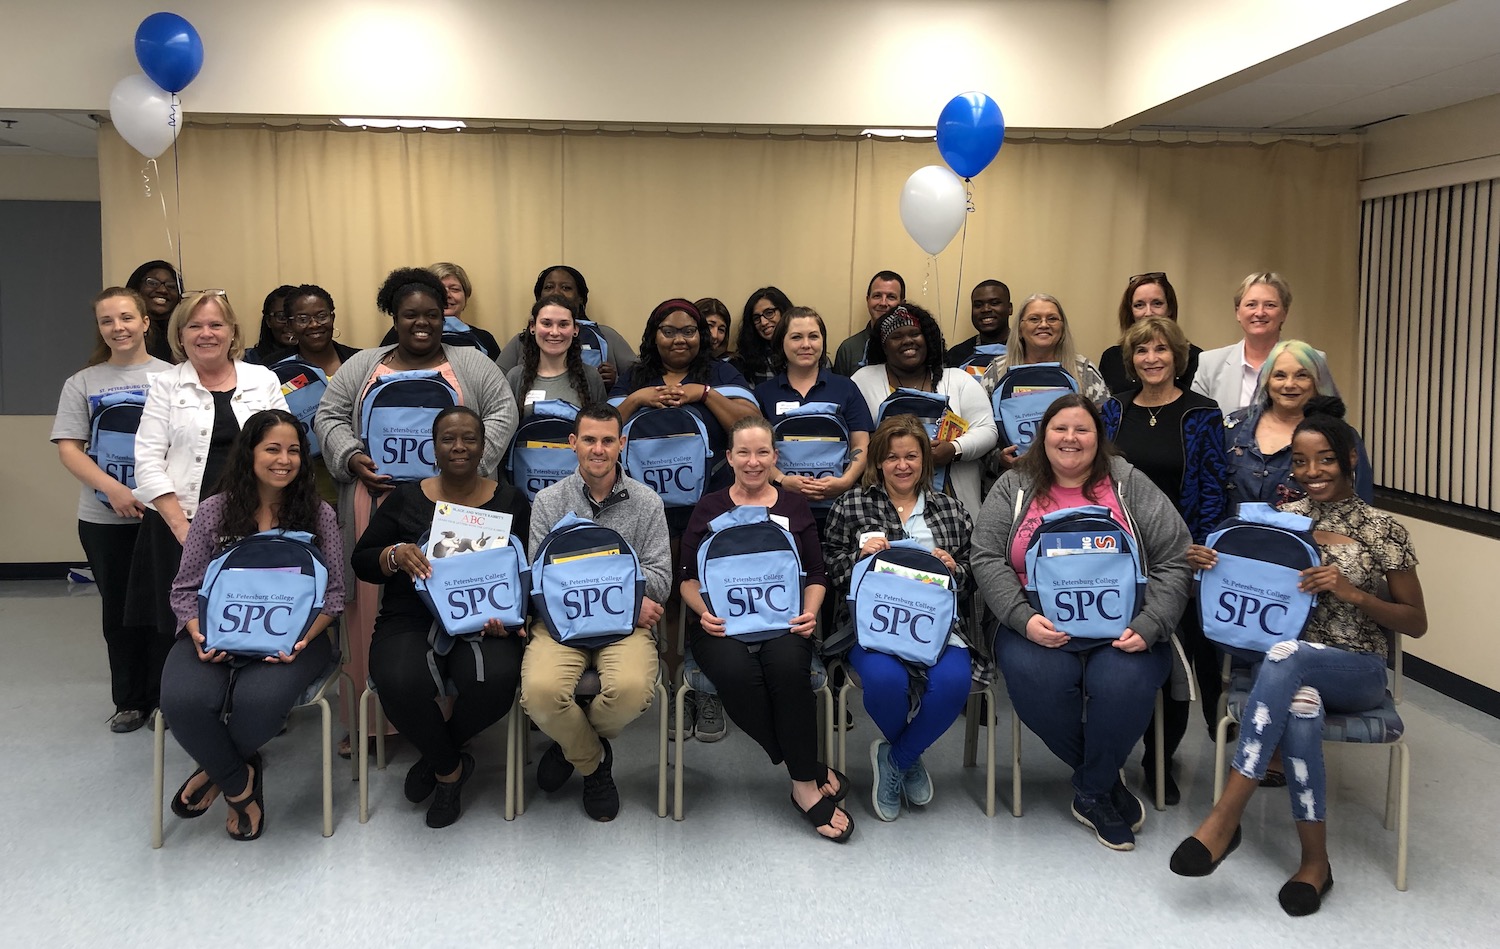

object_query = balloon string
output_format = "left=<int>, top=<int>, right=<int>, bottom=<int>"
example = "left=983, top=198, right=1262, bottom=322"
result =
left=953, top=179, right=975, bottom=341
left=169, top=95, right=185, bottom=280
left=144, top=159, right=175, bottom=263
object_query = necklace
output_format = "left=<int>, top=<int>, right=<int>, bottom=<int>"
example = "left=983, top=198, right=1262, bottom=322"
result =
left=886, top=368, right=930, bottom=392
left=1146, top=405, right=1163, bottom=427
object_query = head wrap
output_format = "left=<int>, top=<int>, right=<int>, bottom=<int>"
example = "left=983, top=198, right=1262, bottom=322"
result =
left=878, top=305, right=918, bottom=346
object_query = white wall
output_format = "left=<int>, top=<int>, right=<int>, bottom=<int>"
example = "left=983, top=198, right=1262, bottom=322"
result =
left=1396, top=517, right=1500, bottom=694
left=1361, top=92, right=1500, bottom=194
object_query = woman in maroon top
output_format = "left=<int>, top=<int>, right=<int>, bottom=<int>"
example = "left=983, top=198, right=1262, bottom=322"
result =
left=679, top=416, right=850, bottom=842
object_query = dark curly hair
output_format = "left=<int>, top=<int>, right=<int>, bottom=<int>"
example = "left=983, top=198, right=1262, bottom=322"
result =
left=633, top=298, right=714, bottom=386
left=211, top=409, right=324, bottom=549
left=1293, top=396, right=1358, bottom=481
left=250, top=284, right=299, bottom=354
left=532, top=265, right=590, bottom=319
left=376, top=267, right=445, bottom=317
left=863, top=302, right=947, bottom=389
left=520, top=295, right=597, bottom=407
left=1012, top=393, right=1117, bottom=506
left=735, top=286, right=793, bottom=381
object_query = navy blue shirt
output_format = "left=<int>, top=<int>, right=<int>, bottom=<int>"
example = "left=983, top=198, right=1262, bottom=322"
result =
left=611, top=359, right=756, bottom=476
left=754, top=369, right=876, bottom=433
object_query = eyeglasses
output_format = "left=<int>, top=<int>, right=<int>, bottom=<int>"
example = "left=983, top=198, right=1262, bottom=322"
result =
left=752, top=306, right=781, bottom=325
left=658, top=325, right=699, bottom=340
left=1129, top=272, right=1167, bottom=284
left=291, top=311, right=334, bottom=328
left=1022, top=315, right=1063, bottom=327
left=140, top=277, right=178, bottom=293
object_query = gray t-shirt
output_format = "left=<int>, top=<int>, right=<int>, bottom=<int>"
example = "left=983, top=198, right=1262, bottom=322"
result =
left=51, top=358, right=172, bottom=524
left=505, top=364, right=608, bottom=414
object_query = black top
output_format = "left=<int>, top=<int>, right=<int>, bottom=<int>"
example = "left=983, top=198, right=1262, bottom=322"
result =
left=944, top=333, right=1005, bottom=369
left=1099, top=342, right=1202, bottom=395
left=199, top=390, right=239, bottom=499
left=677, top=486, right=828, bottom=590
left=260, top=342, right=363, bottom=367
left=1110, top=392, right=1203, bottom=507
left=352, top=480, right=532, bottom=634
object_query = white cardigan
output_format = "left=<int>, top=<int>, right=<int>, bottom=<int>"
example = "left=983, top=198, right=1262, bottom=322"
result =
left=850, top=365, right=998, bottom=516
left=132, top=360, right=288, bottom=518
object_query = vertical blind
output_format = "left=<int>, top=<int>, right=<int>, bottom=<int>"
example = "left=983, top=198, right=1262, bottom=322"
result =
left=1360, top=179, right=1500, bottom=514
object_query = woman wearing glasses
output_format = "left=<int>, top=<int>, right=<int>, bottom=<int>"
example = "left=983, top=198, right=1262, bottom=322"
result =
left=125, top=260, right=182, bottom=363
left=730, top=287, right=793, bottom=387
left=1098, top=273, right=1202, bottom=394
left=243, top=286, right=300, bottom=366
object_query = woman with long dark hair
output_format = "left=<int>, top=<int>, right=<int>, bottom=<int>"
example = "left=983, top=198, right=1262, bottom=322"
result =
left=1098, top=273, right=1202, bottom=393
left=159, top=409, right=344, bottom=840
left=505, top=294, right=607, bottom=413
left=494, top=265, right=639, bottom=389
left=243, top=285, right=300, bottom=365
left=731, top=286, right=792, bottom=387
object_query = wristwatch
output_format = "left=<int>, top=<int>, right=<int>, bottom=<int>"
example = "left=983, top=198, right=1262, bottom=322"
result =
left=951, top=441, right=964, bottom=460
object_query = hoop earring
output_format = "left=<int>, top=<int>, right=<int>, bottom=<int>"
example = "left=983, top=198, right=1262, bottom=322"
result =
left=333, top=326, right=342, bottom=340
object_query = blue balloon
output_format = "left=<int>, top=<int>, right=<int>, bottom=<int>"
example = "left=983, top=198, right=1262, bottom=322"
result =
left=135, top=13, right=204, bottom=95
left=936, top=93, right=1006, bottom=179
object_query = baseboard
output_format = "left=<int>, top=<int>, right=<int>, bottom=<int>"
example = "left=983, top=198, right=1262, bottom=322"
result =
left=0, top=563, right=74, bottom=581
left=1404, top=654, right=1500, bottom=719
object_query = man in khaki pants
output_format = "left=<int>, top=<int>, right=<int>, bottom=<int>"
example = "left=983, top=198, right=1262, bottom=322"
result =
left=521, top=404, right=669, bottom=821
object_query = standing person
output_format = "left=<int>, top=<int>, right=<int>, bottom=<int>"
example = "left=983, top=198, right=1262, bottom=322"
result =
left=1100, top=316, right=1227, bottom=803
left=378, top=262, right=502, bottom=360
left=1193, top=272, right=1298, bottom=414
left=945, top=280, right=1013, bottom=370
left=159, top=409, right=344, bottom=841
left=730, top=286, right=792, bottom=387
left=971, top=395, right=1191, bottom=851
left=315, top=267, right=519, bottom=757
left=832, top=271, right=904, bottom=376
left=850, top=304, right=997, bottom=516
left=52, top=287, right=172, bottom=732
left=125, top=260, right=181, bottom=363
left=126, top=291, right=288, bottom=719
left=353, top=407, right=530, bottom=828
left=1172, top=399, right=1428, bottom=916
left=1098, top=272, right=1202, bottom=393
left=504, top=295, right=607, bottom=413
left=679, top=417, right=849, bottom=842
left=695, top=297, right=733, bottom=359
left=243, top=285, right=299, bottom=365
left=521, top=404, right=670, bottom=822
left=496, top=265, right=639, bottom=390
left=823, top=416, right=974, bottom=821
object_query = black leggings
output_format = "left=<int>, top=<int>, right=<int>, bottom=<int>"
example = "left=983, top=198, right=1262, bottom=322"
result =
left=78, top=520, right=162, bottom=712
left=368, top=624, right=522, bottom=775
left=160, top=634, right=335, bottom=797
left=690, top=630, right=820, bottom=783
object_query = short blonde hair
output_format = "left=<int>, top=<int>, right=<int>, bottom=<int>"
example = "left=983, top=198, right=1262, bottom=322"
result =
left=428, top=262, right=472, bottom=298
left=1120, top=317, right=1189, bottom=382
left=168, top=291, right=244, bottom=362
left=1233, top=272, right=1292, bottom=311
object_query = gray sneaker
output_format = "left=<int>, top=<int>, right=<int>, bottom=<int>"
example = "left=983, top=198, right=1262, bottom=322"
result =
left=902, top=756, right=934, bottom=807
left=695, top=693, right=728, bottom=742
left=669, top=690, right=696, bottom=741
left=871, top=739, right=903, bottom=821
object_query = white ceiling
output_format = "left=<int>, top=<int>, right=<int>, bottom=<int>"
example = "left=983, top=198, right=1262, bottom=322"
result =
left=1143, top=0, right=1500, bottom=131
left=0, top=110, right=99, bottom=158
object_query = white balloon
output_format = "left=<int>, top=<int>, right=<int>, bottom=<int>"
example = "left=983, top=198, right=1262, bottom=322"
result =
left=109, top=74, right=181, bottom=159
left=899, top=165, right=968, bottom=255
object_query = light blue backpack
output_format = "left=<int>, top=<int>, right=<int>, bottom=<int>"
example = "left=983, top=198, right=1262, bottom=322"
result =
left=772, top=401, right=849, bottom=507
left=696, top=506, right=804, bottom=643
left=506, top=400, right=580, bottom=501
left=415, top=533, right=531, bottom=638
left=1024, top=505, right=1146, bottom=642
left=620, top=406, right=712, bottom=509
left=991, top=362, right=1079, bottom=453
left=849, top=540, right=958, bottom=667
left=359, top=369, right=458, bottom=482
left=956, top=342, right=1006, bottom=380
left=1196, top=503, right=1320, bottom=657
left=876, top=387, right=950, bottom=492
left=86, top=389, right=147, bottom=508
left=198, top=530, right=329, bottom=658
left=576, top=320, right=609, bottom=369
left=530, top=512, right=644, bottom=650
left=272, top=355, right=328, bottom=458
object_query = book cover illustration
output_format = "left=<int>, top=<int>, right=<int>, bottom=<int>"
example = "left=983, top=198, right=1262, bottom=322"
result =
left=426, top=502, right=513, bottom=558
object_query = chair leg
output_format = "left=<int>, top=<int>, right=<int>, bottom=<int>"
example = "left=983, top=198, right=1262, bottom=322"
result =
left=1213, top=714, right=1233, bottom=804
left=656, top=679, right=669, bottom=819
left=515, top=707, right=527, bottom=816
left=1153, top=690, right=1166, bottom=812
left=151, top=709, right=166, bottom=849
left=319, top=696, right=334, bottom=837
left=1011, top=710, right=1023, bottom=818
left=963, top=693, right=980, bottom=768
left=340, top=673, right=358, bottom=782
left=504, top=692, right=519, bottom=821
left=374, top=697, right=387, bottom=771
left=837, top=681, right=852, bottom=775
left=1384, top=742, right=1399, bottom=830
left=358, top=688, right=371, bottom=824
left=984, top=688, right=997, bottom=818
left=819, top=686, right=834, bottom=764
left=1396, top=742, right=1410, bottom=891
left=673, top=682, right=688, bottom=821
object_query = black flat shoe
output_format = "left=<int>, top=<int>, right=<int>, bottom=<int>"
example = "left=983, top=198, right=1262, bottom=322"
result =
left=1169, top=825, right=1242, bottom=877
left=1278, top=870, right=1334, bottom=916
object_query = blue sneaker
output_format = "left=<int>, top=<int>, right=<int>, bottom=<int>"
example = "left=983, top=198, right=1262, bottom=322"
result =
left=870, top=739, right=903, bottom=821
left=1111, top=778, right=1145, bottom=833
left=1072, top=793, right=1135, bottom=851
left=902, top=756, right=934, bottom=807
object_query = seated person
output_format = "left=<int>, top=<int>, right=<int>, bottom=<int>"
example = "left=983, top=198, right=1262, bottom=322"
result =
left=353, top=407, right=530, bottom=828
left=521, top=404, right=670, bottom=822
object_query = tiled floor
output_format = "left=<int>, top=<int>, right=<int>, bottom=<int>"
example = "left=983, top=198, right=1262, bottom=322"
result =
left=3, top=579, right=1497, bottom=947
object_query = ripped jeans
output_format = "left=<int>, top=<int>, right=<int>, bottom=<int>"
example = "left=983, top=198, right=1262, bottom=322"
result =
left=1232, top=641, right=1388, bottom=822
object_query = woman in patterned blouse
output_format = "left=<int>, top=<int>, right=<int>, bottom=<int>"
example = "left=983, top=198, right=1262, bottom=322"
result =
left=1171, top=397, right=1428, bottom=917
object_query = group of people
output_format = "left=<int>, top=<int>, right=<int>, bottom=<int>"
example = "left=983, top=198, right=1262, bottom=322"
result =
left=50, top=260, right=1427, bottom=915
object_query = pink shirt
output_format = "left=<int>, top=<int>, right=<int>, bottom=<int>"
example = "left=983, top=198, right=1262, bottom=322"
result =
left=1007, top=481, right=1131, bottom=584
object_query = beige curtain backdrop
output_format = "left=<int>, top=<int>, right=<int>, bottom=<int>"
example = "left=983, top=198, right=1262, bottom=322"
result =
left=98, top=127, right=1360, bottom=396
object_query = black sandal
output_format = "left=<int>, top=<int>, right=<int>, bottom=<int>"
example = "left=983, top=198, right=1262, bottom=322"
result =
left=225, top=756, right=265, bottom=841
left=819, top=766, right=850, bottom=803
left=170, top=768, right=217, bottom=819
left=790, top=793, right=854, bottom=843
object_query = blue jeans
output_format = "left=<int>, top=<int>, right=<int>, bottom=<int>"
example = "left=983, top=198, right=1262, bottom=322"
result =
left=849, top=644, right=971, bottom=772
left=1232, top=641, right=1388, bottom=823
left=994, top=628, right=1170, bottom=798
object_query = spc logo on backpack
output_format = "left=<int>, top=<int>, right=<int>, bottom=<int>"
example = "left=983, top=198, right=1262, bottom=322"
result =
left=530, top=513, right=645, bottom=649
left=772, top=401, right=849, bottom=508
left=506, top=400, right=580, bottom=501
left=991, top=362, right=1079, bottom=453
left=198, top=530, right=329, bottom=657
left=87, top=389, right=148, bottom=508
left=1023, top=505, right=1146, bottom=643
left=849, top=540, right=958, bottom=667
left=359, top=369, right=459, bottom=482
left=273, top=355, right=328, bottom=458
left=1196, top=502, right=1319, bottom=657
left=696, top=506, right=804, bottom=643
